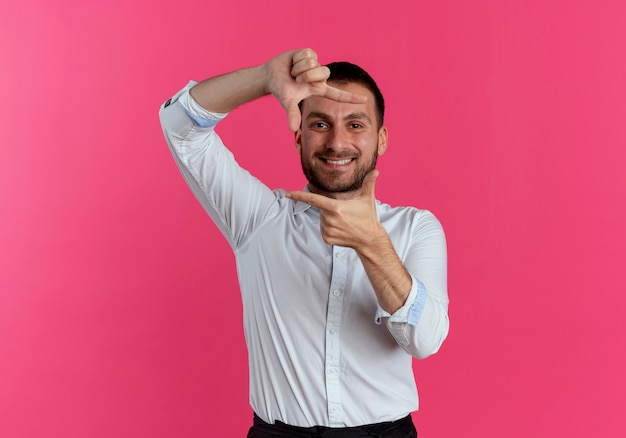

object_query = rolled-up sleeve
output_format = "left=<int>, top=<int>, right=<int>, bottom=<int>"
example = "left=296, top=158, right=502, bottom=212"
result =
left=376, top=211, right=449, bottom=359
left=159, top=82, right=279, bottom=250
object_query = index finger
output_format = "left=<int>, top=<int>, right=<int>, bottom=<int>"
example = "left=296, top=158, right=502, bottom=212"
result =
left=285, top=190, right=337, bottom=211
left=322, top=83, right=368, bottom=104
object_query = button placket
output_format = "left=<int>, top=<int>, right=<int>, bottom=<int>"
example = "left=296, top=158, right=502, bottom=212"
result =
left=325, top=246, right=347, bottom=425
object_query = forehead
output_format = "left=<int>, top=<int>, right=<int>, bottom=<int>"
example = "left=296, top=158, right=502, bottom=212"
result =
left=301, top=82, right=377, bottom=120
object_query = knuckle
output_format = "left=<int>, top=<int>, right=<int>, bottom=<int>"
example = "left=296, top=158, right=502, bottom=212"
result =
left=301, top=48, right=317, bottom=60
left=303, top=59, right=318, bottom=71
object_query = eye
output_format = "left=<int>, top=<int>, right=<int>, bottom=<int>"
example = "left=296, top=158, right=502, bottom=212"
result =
left=349, top=123, right=363, bottom=129
left=310, top=122, right=329, bottom=129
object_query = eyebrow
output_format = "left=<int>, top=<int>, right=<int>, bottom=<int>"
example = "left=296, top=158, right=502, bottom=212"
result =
left=305, top=111, right=372, bottom=124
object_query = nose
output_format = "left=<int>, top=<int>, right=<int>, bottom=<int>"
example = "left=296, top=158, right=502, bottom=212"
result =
left=325, top=127, right=348, bottom=152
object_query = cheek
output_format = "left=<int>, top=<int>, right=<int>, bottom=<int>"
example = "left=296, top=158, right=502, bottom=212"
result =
left=300, top=134, right=320, bottom=155
left=356, top=137, right=378, bottom=155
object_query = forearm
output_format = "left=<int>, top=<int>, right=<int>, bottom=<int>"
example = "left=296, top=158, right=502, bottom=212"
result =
left=188, top=48, right=363, bottom=131
left=382, top=211, right=449, bottom=359
left=357, top=229, right=449, bottom=359
left=189, top=64, right=269, bottom=113
left=356, top=231, right=413, bottom=314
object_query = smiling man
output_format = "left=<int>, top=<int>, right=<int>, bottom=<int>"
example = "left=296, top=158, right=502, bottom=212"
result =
left=159, top=49, right=449, bottom=438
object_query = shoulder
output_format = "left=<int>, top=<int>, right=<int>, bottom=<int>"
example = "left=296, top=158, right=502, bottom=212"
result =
left=376, top=200, right=442, bottom=228
left=376, top=201, right=446, bottom=255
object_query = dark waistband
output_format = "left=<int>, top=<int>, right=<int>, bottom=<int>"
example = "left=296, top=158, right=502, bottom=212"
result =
left=252, top=413, right=414, bottom=437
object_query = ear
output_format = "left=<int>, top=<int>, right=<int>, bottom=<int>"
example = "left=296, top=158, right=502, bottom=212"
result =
left=377, top=126, right=389, bottom=156
left=294, top=128, right=303, bottom=155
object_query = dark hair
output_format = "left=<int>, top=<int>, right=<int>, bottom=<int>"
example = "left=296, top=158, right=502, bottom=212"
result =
left=326, top=61, right=385, bottom=128
left=298, top=61, right=385, bottom=128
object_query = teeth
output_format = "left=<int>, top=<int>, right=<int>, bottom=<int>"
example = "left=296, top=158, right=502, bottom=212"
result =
left=325, top=158, right=352, bottom=165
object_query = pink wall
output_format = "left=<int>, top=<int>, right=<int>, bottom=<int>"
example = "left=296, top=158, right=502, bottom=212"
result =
left=1, top=0, right=625, bottom=436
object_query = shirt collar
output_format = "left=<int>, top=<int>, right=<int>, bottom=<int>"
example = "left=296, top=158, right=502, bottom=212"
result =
left=292, top=186, right=313, bottom=215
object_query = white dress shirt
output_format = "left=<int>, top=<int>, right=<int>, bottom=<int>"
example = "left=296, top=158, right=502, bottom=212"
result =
left=159, top=82, right=450, bottom=428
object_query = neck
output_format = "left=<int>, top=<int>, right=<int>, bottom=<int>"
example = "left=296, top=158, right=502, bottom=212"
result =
left=307, top=183, right=363, bottom=201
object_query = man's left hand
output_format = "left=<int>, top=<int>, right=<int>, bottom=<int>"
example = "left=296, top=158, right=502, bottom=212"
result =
left=286, top=170, right=386, bottom=249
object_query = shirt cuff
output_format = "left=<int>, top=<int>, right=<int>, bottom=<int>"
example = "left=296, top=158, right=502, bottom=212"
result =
left=375, top=275, right=428, bottom=327
left=173, top=80, right=229, bottom=128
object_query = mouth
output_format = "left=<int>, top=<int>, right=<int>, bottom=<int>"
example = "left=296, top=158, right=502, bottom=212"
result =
left=321, top=158, right=354, bottom=166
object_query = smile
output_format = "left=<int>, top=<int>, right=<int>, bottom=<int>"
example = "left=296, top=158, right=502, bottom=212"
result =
left=321, top=158, right=354, bottom=165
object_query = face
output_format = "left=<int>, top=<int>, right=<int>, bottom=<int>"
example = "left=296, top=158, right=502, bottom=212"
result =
left=295, top=82, right=388, bottom=199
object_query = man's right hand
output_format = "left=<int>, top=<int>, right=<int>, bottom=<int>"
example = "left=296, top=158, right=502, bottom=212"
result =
left=264, top=48, right=367, bottom=132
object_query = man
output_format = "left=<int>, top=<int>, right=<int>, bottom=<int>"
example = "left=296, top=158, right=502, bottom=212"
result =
left=159, top=48, right=449, bottom=437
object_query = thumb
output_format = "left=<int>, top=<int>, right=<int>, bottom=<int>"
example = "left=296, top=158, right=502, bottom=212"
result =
left=361, top=169, right=379, bottom=198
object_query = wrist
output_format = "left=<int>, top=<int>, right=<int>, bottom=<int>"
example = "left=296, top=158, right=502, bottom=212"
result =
left=256, top=63, right=272, bottom=97
left=356, top=226, right=391, bottom=260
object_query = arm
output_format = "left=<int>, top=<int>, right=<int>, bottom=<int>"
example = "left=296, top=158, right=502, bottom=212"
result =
left=356, top=226, right=413, bottom=314
left=159, top=49, right=366, bottom=247
left=189, top=48, right=366, bottom=132
left=384, top=210, right=448, bottom=359
left=287, top=171, right=449, bottom=359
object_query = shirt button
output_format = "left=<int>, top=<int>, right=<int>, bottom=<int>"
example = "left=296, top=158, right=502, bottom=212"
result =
left=329, top=328, right=336, bottom=335
left=333, top=289, right=342, bottom=296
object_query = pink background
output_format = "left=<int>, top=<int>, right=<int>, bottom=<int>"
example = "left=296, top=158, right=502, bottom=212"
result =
left=1, top=0, right=625, bottom=437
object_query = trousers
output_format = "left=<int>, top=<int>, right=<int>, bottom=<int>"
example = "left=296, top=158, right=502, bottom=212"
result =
left=247, top=413, right=417, bottom=438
